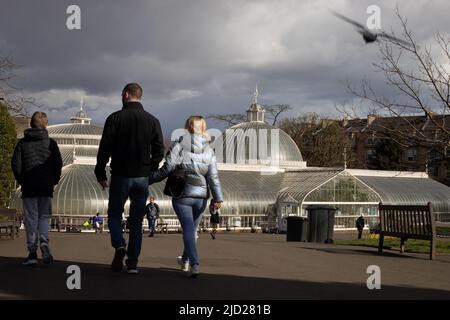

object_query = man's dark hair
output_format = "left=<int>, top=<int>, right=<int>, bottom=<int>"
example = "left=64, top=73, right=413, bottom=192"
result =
left=123, top=83, right=143, bottom=99
left=30, top=111, right=48, bottom=129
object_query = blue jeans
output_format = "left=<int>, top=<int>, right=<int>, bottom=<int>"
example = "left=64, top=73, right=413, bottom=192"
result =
left=172, top=197, right=207, bottom=266
left=22, top=197, right=52, bottom=253
left=108, top=176, right=149, bottom=267
left=148, top=216, right=156, bottom=234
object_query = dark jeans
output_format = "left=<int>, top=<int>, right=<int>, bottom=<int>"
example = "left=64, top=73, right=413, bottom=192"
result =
left=148, top=216, right=156, bottom=234
left=108, top=175, right=149, bottom=267
left=172, top=197, right=207, bottom=266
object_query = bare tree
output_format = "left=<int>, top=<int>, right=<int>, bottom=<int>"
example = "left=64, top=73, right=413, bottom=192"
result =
left=262, top=104, right=292, bottom=126
left=206, top=113, right=246, bottom=126
left=346, top=8, right=450, bottom=153
left=207, top=104, right=291, bottom=127
left=0, top=55, right=36, bottom=116
left=279, top=113, right=352, bottom=167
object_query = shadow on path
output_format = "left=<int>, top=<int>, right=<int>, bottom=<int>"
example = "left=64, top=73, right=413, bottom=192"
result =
left=1, top=256, right=449, bottom=300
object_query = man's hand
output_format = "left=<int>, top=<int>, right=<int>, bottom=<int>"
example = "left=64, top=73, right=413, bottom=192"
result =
left=214, top=202, right=222, bottom=210
left=99, top=180, right=109, bottom=190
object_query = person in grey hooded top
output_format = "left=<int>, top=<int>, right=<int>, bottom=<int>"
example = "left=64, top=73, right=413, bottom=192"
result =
left=150, top=115, right=223, bottom=278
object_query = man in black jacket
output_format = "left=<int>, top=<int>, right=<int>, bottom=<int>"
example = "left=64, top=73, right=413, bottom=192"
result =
left=95, top=83, right=164, bottom=274
left=11, top=111, right=63, bottom=266
left=356, top=215, right=365, bottom=239
left=144, top=196, right=160, bottom=237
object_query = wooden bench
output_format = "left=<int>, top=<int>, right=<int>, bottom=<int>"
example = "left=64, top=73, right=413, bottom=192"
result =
left=158, top=219, right=182, bottom=233
left=378, top=202, right=440, bottom=260
left=0, top=208, right=20, bottom=240
left=157, top=222, right=169, bottom=234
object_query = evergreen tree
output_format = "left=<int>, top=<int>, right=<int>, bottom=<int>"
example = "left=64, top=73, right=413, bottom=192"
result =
left=0, top=102, right=17, bottom=207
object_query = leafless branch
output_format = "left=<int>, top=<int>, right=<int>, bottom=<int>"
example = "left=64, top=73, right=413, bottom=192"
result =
left=0, top=55, right=37, bottom=116
left=261, top=104, right=292, bottom=126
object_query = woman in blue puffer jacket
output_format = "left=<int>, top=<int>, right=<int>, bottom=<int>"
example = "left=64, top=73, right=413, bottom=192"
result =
left=150, top=115, right=223, bottom=278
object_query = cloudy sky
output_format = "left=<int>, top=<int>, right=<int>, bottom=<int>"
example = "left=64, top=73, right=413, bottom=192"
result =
left=1, top=0, right=449, bottom=135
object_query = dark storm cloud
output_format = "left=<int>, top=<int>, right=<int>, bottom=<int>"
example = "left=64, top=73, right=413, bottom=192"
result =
left=1, top=0, right=449, bottom=133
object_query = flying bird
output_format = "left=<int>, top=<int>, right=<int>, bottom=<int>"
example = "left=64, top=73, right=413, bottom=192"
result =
left=332, top=11, right=413, bottom=47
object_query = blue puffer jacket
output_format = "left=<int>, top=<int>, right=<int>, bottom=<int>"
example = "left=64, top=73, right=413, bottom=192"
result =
left=150, top=133, right=223, bottom=202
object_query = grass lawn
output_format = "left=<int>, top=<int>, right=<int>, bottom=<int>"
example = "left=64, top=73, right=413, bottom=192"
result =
left=335, top=237, right=450, bottom=254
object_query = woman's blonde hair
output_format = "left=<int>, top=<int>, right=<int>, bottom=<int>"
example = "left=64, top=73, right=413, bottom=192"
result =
left=185, top=115, right=207, bottom=134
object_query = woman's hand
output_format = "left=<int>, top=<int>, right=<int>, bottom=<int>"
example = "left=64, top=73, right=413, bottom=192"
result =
left=214, top=201, right=222, bottom=209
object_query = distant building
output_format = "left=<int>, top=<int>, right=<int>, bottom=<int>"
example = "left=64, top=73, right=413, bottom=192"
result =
left=344, top=114, right=450, bottom=185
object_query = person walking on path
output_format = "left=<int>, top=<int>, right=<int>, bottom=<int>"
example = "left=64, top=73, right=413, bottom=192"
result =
left=95, top=83, right=165, bottom=274
left=150, top=115, right=223, bottom=278
left=356, top=215, right=365, bottom=240
left=11, top=111, right=63, bottom=266
left=209, top=199, right=220, bottom=240
left=144, top=196, right=160, bottom=237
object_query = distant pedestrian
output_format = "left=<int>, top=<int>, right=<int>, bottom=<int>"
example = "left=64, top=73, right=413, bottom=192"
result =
left=209, top=200, right=220, bottom=240
left=356, top=215, right=365, bottom=239
left=144, top=196, right=160, bottom=237
left=11, top=111, right=63, bottom=266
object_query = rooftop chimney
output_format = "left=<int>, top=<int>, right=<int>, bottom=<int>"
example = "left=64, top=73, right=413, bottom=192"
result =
left=367, top=114, right=377, bottom=125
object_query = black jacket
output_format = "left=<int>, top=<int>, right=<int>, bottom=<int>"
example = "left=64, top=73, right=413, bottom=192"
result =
left=95, top=102, right=165, bottom=181
left=356, top=216, right=365, bottom=230
left=144, top=202, right=160, bottom=220
left=11, top=128, right=63, bottom=198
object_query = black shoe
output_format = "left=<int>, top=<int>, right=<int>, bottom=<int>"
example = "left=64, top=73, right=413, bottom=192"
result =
left=40, top=244, right=54, bottom=264
left=22, top=252, right=38, bottom=266
left=125, top=259, right=138, bottom=274
left=188, top=264, right=199, bottom=278
left=210, top=232, right=216, bottom=240
left=149, top=233, right=154, bottom=237
left=111, top=247, right=127, bottom=272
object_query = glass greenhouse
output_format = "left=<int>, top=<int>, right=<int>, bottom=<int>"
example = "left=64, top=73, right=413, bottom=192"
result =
left=10, top=94, right=450, bottom=231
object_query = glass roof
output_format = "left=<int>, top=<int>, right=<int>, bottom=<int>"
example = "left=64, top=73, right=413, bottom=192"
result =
left=47, top=123, right=103, bottom=136
left=278, top=169, right=341, bottom=203
left=59, top=146, right=99, bottom=166
left=356, top=175, right=450, bottom=213
left=305, top=172, right=380, bottom=203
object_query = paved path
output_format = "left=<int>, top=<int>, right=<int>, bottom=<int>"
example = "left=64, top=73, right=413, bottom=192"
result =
left=1, top=232, right=450, bottom=299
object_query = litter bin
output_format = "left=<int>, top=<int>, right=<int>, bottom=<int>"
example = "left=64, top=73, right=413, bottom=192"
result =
left=286, top=216, right=308, bottom=242
left=306, top=205, right=336, bottom=243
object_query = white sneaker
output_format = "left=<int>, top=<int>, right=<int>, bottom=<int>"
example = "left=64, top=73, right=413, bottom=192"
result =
left=177, top=256, right=189, bottom=272
left=127, top=268, right=139, bottom=274
left=188, top=264, right=199, bottom=278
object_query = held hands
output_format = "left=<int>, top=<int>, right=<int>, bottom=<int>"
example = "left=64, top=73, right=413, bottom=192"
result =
left=213, top=201, right=222, bottom=210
